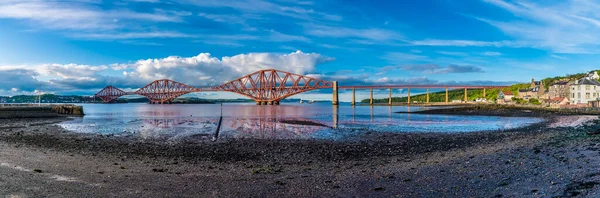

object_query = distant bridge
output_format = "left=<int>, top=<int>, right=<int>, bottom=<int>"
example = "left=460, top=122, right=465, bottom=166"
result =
left=95, top=69, right=508, bottom=105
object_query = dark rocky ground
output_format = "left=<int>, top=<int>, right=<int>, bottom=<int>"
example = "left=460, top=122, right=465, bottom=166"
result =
left=1, top=108, right=600, bottom=197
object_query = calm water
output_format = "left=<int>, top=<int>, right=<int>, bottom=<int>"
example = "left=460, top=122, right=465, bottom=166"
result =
left=58, top=103, right=543, bottom=141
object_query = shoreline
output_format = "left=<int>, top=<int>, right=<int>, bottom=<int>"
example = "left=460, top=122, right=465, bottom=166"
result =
left=398, top=104, right=600, bottom=117
left=2, top=108, right=600, bottom=196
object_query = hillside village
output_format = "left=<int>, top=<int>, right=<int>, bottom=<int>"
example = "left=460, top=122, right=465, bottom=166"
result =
left=497, top=70, right=600, bottom=108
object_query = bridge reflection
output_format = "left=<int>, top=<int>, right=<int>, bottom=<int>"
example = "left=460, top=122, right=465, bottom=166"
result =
left=136, top=106, right=457, bottom=140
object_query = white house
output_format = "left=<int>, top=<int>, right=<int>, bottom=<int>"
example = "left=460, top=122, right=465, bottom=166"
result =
left=570, top=72, right=600, bottom=104
left=587, top=70, right=600, bottom=80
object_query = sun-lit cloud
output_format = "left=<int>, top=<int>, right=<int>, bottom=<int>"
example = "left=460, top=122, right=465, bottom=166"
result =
left=0, top=51, right=335, bottom=95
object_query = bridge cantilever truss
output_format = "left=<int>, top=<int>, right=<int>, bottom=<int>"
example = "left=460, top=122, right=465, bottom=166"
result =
left=216, top=69, right=332, bottom=104
left=95, top=68, right=509, bottom=105
left=95, top=69, right=333, bottom=104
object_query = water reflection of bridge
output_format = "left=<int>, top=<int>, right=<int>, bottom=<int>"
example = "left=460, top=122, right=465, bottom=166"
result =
left=139, top=105, right=520, bottom=139
left=143, top=117, right=328, bottom=139
left=140, top=106, right=424, bottom=139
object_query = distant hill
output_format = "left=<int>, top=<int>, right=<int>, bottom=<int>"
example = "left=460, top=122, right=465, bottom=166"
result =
left=0, top=94, right=97, bottom=103
left=362, top=84, right=531, bottom=103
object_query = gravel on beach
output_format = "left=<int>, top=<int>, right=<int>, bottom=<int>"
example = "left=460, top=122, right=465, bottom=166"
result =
left=1, top=107, right=600, bottom=197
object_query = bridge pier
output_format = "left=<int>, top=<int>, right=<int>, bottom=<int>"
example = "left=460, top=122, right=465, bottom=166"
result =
left=388, top=88, right=392, bottom=105
left=274, top=101, right=280, bottom=105
left=483, top=88, right=486, bottom=98
left=426, top=88, right=430, bottom=103
left=332, top=81, right=339, bottom=105
left=268, top=101, right=273, bottom=105
left=464, top=88, right=467, bottom=102
left=256, top=101, right=261, bottom=105
left=407, top=88, right=411, bottom=105
left=369, top=88, right=373, bottom=105
left=445, top=88, right=449, bottom=103
left=332, top=105, right=339, bottom=129
left=351, top=88, right=355, bottom=106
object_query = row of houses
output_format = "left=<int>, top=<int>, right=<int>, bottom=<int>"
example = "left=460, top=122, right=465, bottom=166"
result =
left=498, top=71, right=600, bottom=106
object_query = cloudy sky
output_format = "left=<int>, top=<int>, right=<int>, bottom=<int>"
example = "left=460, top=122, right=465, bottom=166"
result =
left=0, top=0, right=598, bottom=101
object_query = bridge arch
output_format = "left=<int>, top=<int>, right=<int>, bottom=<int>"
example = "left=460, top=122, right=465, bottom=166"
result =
left=215, top=69, right=333, bottom=104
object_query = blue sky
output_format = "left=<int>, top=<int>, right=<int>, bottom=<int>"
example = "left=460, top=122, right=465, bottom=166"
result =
left=0, top=0, right=599, bottom=101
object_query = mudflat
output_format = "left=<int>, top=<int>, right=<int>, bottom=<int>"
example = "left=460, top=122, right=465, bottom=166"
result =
left=1, top=108, right=600, bottom=197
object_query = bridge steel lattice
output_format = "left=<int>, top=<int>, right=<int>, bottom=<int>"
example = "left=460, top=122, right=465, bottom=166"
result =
left=95, top=69, right=508, bottom=105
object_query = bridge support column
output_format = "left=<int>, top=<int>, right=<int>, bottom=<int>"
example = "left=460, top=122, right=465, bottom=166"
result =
left=407, top=88, right=411, bottom=105
left=369, top=88, right=373, bottom=105
left=268, top=101, right=273, bottom=105
left=332, top=105, right=339, bottom=129
left=256, top=101, right=261, bottom=105
left=445, top=88, right=449, bottom=103
left=332, top=81, right=339, bottom=105
left=426, top=88, right=429, bottom=103
left=464, top=88, right=468, bottom=102
left=262, top=101, right=267, bottom=105
left=351, top=88, right=355, bottom=106
left=388, top=88, right=392, bottom=105
left=483, top=88, right=486, bottom=98
left=274, top=101, right=280, bottom=105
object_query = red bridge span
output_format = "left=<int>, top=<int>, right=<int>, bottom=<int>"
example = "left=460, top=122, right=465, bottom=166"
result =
left=95, top=69, right=508, bottom=105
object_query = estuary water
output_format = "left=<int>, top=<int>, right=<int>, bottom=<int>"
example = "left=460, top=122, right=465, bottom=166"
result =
left=58, top=102, right=543, bottom=141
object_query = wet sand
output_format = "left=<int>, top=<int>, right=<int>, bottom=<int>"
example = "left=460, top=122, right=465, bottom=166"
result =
left=2, top=108, right=600, bottom=197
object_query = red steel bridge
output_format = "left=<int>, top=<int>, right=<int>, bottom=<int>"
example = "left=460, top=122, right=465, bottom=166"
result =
left=95, top=69, right=508, bottom=105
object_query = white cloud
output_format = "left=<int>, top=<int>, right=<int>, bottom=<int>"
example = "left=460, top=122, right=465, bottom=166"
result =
left=70, top=32, right=195, bottom=40
left=479, top=0, right=600, bottom=54
left=482, top=51, right=502, bottom=56
left=37, top=64, right=108, bottom=80
left=381, top=52, right=427, bottom=64
left=409, top=39, right=517, bottom=47
left=550, top=54, right=567, bottom=60
left=437, top=51, right=468, bottom=56
left=0, top=69, right=43, bottom=93
left=269, top=30, right=311, bottom=42
left=184, top=0, right=341, bottom=22
left=127, top=50, right=334, bottom=85
left=304, top=24, right=403, bottom=43
left=0, top=1, right=183, bottom=31
left=0, top=51, right=335, bottom=95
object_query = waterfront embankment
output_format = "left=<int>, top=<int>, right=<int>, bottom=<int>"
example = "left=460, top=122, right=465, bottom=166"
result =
left=1, top=106, right=600, bottom=197
left=399, top=104, right=600, bottom=117
left=0, top=105, right=83, bottom=118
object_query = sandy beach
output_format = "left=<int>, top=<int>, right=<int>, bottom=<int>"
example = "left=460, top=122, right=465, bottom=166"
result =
left=1, top=107, right=600, bottom=197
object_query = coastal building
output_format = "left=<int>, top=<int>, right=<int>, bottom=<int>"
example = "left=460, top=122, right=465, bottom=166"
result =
left=497, top=91, right=514, bottom=104
left=497, top=91, right=514, bottom=103
left=518, top=78, right=546, bottom=99
left=548, top=81, right=572, bottom=99
left=587, top=70, right=600, bottom=80
left=548, top=97, right=569, bottom=108
left=570, top=74, right=600, bottom=104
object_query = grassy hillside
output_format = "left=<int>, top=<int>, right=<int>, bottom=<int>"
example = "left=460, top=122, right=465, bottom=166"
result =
left=362, top=84, right=531, bottom=103
left=540, top=70, right=600, bottom=89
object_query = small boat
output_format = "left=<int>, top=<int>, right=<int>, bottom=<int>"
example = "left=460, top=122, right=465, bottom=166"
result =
left=299, top=98, right=303, bottom=103
left=308, top=100, right=314, bottom=104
